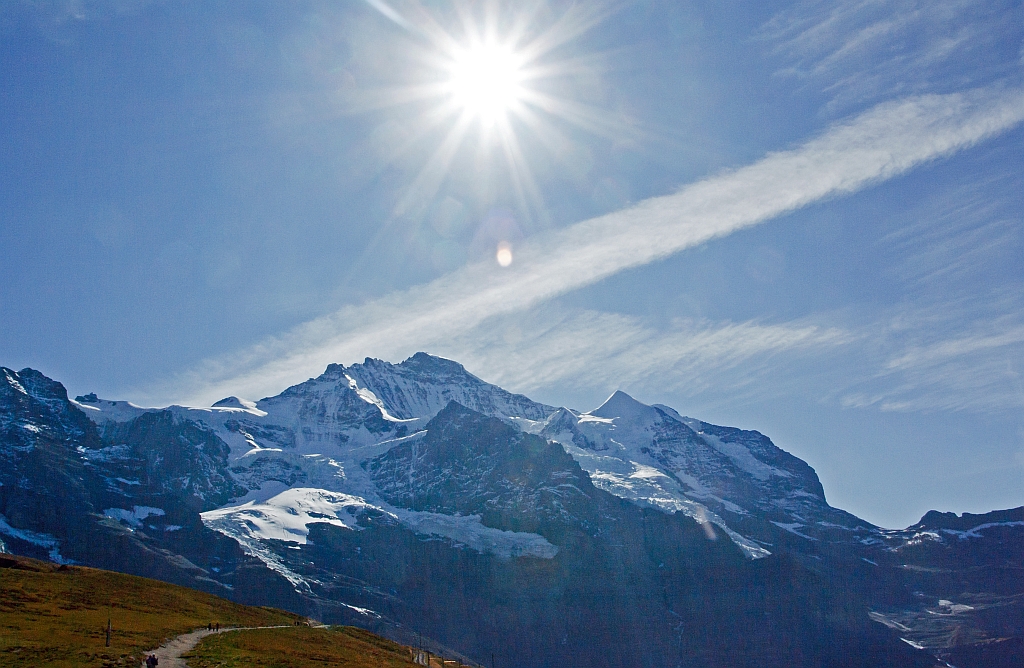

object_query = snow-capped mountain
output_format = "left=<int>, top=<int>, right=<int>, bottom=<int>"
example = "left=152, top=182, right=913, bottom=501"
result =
left=529, top=390, right=875, bottom=558
left=73, top=354, right=567, bottom=578
left=3, top=355, right=1020, bottom=667
left=68, top=353, right=866, bottom=568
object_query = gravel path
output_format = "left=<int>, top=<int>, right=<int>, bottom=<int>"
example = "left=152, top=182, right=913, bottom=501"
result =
left=141, top=625, right=293, bottom=667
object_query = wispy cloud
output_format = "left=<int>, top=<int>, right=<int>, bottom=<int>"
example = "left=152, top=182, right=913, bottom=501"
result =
left=764, top=0, right=1024, bottom=111
left=842, top=316, right=1024, bottom=413
left=879, top=171, right=1023, bottom=291
left=154, top=85, right=1024, bottom=406
left=433, top=307, right=852, bottom=409
left=18, top=0, right=160, bottom=23
left=448, top=302, right=1024, bottom=417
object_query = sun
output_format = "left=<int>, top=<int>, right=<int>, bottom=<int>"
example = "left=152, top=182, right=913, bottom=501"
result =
left=446, top=42, right=525, bottom=126
left=355, top=3, right=629, bottom=231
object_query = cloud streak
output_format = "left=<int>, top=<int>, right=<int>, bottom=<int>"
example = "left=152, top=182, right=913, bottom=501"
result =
left=843, top=320, right=1024, bottom=413
left=763, top=0, right=1024, bottom=111
left=161, top=85, right=1024, bottom=406
left=435, top=308, right=852, bottom=407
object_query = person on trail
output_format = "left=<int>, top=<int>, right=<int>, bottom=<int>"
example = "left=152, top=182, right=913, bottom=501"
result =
left=215, top=622, right=220, bottom=631
left=207, top=622, right=212, bottom=631
left=145, top=653, right=158, bottom=668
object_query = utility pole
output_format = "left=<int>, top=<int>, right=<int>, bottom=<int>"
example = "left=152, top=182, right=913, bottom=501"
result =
left=105, top=617, right=111, bottom=647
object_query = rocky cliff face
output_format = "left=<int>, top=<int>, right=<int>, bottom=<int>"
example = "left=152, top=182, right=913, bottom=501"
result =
left=866, top=507, right=1024, bottom=667
left=0, top=368, right=295, bottom=602
left=370, top=402, right=597, bottom=538
left=0, top=368, right=100, bottom=560
left=2, top=355, right=1020, bottom=666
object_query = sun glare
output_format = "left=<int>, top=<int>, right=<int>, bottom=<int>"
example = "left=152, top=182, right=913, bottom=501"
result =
left=447, top=43, right=524, bottom=125
left=364, top=3, right=622, bottom=228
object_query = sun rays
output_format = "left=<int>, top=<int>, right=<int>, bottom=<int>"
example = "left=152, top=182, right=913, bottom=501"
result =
left=355, top=1, right=630, bottom=242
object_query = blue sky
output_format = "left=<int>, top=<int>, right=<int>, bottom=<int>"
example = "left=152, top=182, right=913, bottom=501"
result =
left=2, top=0, right=1023, bottom=528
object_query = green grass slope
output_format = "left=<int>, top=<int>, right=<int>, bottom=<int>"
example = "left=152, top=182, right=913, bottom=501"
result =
left=0, top=553, right=303, bottom=667
left=186, top=626, right=422, bottom=668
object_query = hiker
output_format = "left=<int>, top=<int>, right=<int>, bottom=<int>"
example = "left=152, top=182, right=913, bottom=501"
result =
left=215, top=622, right=220, bottom=631
left=207, top=622, right=212, bottom=631
left=145, top=653, right=158, bottom=668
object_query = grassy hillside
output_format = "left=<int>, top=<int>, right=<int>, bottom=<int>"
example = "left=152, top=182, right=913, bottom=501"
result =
left=186, top=625, right=426, bottom=667
left=0, top=553, right=303, bottom=667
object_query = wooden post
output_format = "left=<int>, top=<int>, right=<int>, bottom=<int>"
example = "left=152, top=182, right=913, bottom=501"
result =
left=105, top=618, right=111, bottom=647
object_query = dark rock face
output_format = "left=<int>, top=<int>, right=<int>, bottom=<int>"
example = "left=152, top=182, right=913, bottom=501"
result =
left=338, top=403, right=935, bottom=667
left=301, top=509, right=934, bottom=668
left=0, top=367, right=290, bottom=600
left=0, top=368, right=101, bottom=555
left=867, top=507, right=1024, bottom=667
left=93, top=410, right=246, bottom=511
left=371, top=402, right=597, bottom=537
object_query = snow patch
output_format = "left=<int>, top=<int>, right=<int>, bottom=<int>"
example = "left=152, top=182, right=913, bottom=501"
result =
left=70, top=398, right=151, bottom=424
left=771, top=521, right=818, bottom=540
left=577, top=415, right=613, bottom=425
left=560, top=443, right=769, bottom=559
left=940, top=520, right=1024, bottom=539
left=903, top=530, right=942, bottom=546
left=202, top=488, right=380, bottom=546
left=341, top=603, right=382, bottom=618
left=697, top=431, right=790, bottom=481
left=937, top=599, right=974, bottom=614
left=201, top=488, right=383, bottom=592
left=346, top=375, right=409, bottom=423
left=0, top=515, right=69, bottom=564
left=4, top=370, right=27, bottom=395
left=103, top=506, right=165, bottom=527
left=212, top=396, right=267, bottom=416
left=396, top=509, right=559, bottom=559
left=869, top=611, right=912, bottom=632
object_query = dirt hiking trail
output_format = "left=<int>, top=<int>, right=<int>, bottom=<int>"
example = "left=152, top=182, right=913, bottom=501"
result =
left=142, top=625, right=294, bottom=667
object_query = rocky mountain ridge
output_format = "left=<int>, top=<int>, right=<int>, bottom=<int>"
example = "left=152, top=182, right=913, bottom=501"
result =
left=2, top=354, right=1021, bottom=666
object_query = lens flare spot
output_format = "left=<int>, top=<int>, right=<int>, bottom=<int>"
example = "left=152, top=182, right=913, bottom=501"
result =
left=496, top=242, right=513, bottom=267
left=695, top=506, right=718, bottom=541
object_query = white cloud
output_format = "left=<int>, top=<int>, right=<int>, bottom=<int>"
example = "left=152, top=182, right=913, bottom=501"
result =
left=155, top=85, right=1024, bottom=407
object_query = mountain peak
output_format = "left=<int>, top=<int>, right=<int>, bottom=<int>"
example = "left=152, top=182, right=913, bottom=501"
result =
left=212, top=396, right=261, bottom=412
left=589, top=390, right=656, bottom=421
left=399, top=352, right=472, bottom=376
left=322, top=363, right=348, bottom=379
